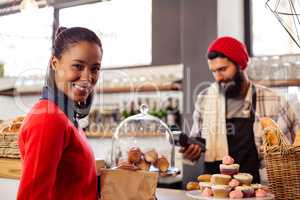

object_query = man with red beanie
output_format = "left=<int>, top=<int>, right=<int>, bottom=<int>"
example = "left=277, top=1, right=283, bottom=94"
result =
left=181, top=36, right=299, bottom=183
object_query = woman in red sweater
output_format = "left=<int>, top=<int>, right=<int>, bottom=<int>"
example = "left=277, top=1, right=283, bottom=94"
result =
left=17, top=27, right=103, bottom=200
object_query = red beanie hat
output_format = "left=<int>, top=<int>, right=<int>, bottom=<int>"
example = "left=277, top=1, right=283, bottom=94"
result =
left=207, top=36, right=249, bottom=70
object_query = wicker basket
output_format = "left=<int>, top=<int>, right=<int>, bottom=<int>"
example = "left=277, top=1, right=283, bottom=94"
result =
left=0, top=123, right=20, bottom=159
left=263, top=127, right=300, bottom=200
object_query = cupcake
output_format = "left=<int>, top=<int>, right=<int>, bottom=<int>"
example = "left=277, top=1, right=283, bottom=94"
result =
left=222, top=155, right=235, bottom=165
left=211, top=185, right=231, bottom=198
left=211, top=174, right=231, bottom=185
left=127, top=147, right=142, bottom=164
left=197, top=174, right=212, bottom=182
left=202, top=187, right=213, bottom=197
left=186, top=181, right=200, bottom=190
left=233, top=173, right=253, bottom=186
left=144, top=149, right=158, bottom=163
left=251, top=183, right=263, bottom=190
left=236, top=186, right=255, bottom=198
left=220, top=164, right=239, bottom=176
left=199, top=182, right=212, bottom=192
left=255, top=188, right=268, bottom=198
left=251, top=184, right=270, bottom=193
left=229, top=190, right=244, bottom=199
left=229, top=179, right=240, bottom=188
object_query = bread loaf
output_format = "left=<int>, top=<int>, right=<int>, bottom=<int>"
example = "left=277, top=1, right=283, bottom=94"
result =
left=260, top=117, right=280, bottom=145
left=127, top=147, right=142, bottom=164
left=136, top=158, right=150, bottom=171
left=293, top=129, right=300, bottom=146
left=144, top=149, right=158, bottom=164
left=154, top=155, right=169, bottom=172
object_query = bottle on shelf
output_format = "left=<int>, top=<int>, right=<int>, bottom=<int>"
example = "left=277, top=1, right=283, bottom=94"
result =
left=128, top=101, right=137, bottom=116
left=145, top=98, right=151, bottom=109
left=173, top=98, right=182, bottom=129
left=166, top=97, right=176, bottom=127
left=149, top=100, right=158, bottom=117
left=112, top=104, right=121, bottom=123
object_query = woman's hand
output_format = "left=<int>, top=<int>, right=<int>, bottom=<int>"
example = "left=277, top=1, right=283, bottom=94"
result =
left=116, top=161, right=139, bottom=171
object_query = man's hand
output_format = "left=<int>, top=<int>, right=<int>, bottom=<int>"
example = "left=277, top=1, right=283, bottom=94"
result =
left=179, top=144, right=201, bottom=161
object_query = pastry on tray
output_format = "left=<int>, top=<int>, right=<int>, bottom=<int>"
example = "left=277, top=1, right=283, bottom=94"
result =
left=186, top=155, right=273, bottom=199
left=186, top=181, right=200, bottom=190
left=211, top=185, right=231, bottom=198
left=229, top=189, right=244, bottom=199
left=211, top=174, right=231, bottom=185
left=229, top=179, right=240, bottom=188
left=144, top=149, right=158, bottom=164
left=251, top=183, right=265, bottom=190
left=199, top=182, right=212, bottom=192
left=255, top=188, right=268, bottom=198
left=127, top=147, right=142, bottom=164
left=222, top=155, right=235, bottom=165
left=220, top=163, right=239, bottom=176
left=233, top=173, right=253, bottom=186
left=154, top=155, right=169, bottom=172
left=136, top=158, right=150, bottom=171
left=235, top=185, right=255, bottom=198
left=197, top=174, right=212, bottom=182
left=202, top=187, right=213, bottom=197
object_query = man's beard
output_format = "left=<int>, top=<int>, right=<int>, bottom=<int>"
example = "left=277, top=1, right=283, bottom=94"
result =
left=219, top=71, right=244, bottom=98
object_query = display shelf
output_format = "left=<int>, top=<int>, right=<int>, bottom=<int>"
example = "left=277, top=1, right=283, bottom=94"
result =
left=253, top=79, right=300, bottom=87
left=85, top=131, right=163, bottom=138
left=96, top=82, right=181, bottom=94
left=0, top=83, right=182, bottom=96
left=3, top=79, right=299, bottom=96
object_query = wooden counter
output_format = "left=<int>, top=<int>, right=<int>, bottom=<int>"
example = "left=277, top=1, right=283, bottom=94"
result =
left=0, top=158, right=107, bottom=180
left=0, top=158, right=21, bottom=179
left=0, top=159, right=192, bottom=200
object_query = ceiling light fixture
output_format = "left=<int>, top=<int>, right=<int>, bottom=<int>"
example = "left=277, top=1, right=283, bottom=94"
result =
left=266, top=0, right=300, bottom=48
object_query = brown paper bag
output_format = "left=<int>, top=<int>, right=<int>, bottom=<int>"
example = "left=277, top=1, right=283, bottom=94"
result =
left=100, top=169, right=158, bottom=200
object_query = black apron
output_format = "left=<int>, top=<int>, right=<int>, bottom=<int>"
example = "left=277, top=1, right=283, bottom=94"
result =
left=204, top=85, right=260, bottom=183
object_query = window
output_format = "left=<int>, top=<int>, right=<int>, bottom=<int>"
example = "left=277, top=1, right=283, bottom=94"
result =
left=0, top=7, right=54, bottom=77
left=59, top=0, right=152, bottom=68
left=251, top=0, right=300, bottom=56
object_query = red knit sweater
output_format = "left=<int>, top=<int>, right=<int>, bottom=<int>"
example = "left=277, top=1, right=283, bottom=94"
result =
left=17, top=99, right=97, bottom=200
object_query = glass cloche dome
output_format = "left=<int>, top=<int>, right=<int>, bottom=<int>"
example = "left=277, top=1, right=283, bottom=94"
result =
left=110, top=104, right=179, bottom=175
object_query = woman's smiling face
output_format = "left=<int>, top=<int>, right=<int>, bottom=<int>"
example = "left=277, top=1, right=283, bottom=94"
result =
left=51, top=41, right=102, bottom=103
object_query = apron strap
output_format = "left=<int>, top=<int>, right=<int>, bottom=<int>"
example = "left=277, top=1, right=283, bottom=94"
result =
left=250, top=84, right=257, bottom=122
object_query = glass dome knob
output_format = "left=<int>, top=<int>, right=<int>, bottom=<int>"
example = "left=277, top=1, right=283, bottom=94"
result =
left=139, top=104, right=149, bottom=115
